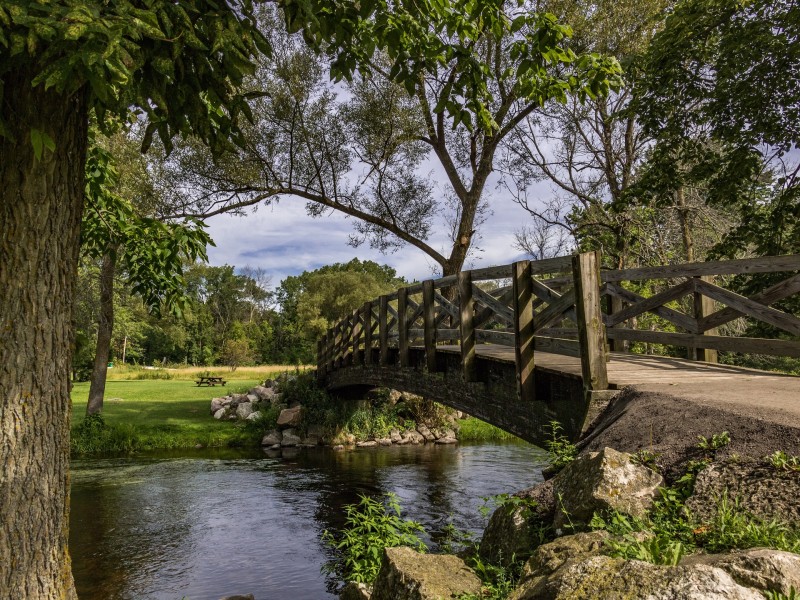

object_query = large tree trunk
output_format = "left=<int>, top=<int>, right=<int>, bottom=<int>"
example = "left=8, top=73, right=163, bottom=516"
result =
left=86, top=251, right=116, bottom=415
left=0, top=67, right=87, bottom=599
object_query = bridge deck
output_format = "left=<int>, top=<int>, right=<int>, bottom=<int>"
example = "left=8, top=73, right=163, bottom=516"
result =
left=438, top=345, right=800, bottom=426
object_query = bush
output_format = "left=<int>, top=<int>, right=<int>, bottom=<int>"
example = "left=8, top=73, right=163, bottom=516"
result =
left=322, top=492, right=427, bottom=585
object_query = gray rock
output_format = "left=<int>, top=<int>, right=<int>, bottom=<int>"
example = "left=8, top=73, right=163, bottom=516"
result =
left=302, top=434, right=321, bottom=446
left=261, top=429, right=282, bottom=446
left=213, top=408, right=227, bottom=420
left=552, top=447, right=663, bottom=529
left=371, top=547, right=481, bottom=600
left=388, top=390, right=403, bottom=405
left=281, top=428, right=301, bottom=447
left=210, top=397, right=226, bottom=414
left=245, top=411, right=262, bottom=421
left=340, top=581, right=372, bottom=600
left=246, top=393, right=259, bottom=404
left=510, top=554, right=763, bottom=600
left=686, top=459, right=800, bottom=525
left=357, top=440, right=378, bottom=448
left=251, top=385, right=275, bottom=402
left=435, top=437, right=458, bottom=445
left=307, top=423, right=325, bottom=438
left=390, top=429, right=403, bottom=444
left=479, top=500, right=555, bottom=566
left=229, top=393, right=248, bottom=407
left=235, top=402, right=254, bottom=420
left=277, top=406, right=303, bottom=427
left=403, top=430, right=425, bottom=445
left=416, top=424, right=435, bottom=442
left=377, top=437, right=393, bottom=446
left=682, top=548, right=800, bottom=596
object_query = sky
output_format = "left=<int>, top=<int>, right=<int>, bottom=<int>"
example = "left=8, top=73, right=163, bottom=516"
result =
left=203, top=172, right=550, bottom=287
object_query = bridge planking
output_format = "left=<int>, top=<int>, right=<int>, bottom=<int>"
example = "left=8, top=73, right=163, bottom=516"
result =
left=318, top=252, right=800, bottom=443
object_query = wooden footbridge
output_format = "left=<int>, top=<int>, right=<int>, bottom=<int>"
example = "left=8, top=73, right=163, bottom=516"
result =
left=316, top=252, right=800, bottom=446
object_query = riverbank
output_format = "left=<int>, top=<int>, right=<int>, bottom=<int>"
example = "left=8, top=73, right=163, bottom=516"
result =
left=333, top=386, right=800, bottom=600
left=70, top=369, right=519, bottom=455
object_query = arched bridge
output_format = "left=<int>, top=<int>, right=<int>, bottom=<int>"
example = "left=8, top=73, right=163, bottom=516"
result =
left=316, top=252, right=800, bottom=446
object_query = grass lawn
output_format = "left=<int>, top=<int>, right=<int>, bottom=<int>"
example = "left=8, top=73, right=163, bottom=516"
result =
left=70, top=367, right=301, bottom=454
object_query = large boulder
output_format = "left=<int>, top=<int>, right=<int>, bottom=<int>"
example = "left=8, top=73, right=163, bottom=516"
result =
left=510, top=554, right=763, bottom=600
left=251, top=385, right=275, bottom=402
left=213, top=407, right=227, bottom=420
left=682, top=548, right=800, bottom=596
left=245, top=411, right=262, bottom=421
left=552, top=447, right=663, bottom=528
left=686, top=459, right=800, bottom=525
left=277, top=406, right=304, bottom=427
left=229, top=393, right=249, bottom=407
left=479, top=502, right=547, bottom=566
left=416, top=424, right=435, bottom=442
left=371, top=547, right=481, bottom=600
left=402, top=430, right=425, bottom=445
left=210, top=397, right=227, bottom=414
left=235, top=402, right=254, bottom=420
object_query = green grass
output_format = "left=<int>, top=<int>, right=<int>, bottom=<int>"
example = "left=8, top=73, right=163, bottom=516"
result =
left=71, top=378, right=264, bottom=454
left=457, top=417, right=523, bottom=442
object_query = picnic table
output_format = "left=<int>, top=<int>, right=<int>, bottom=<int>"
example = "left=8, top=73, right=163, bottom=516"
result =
left=195, top=376, right=227, bottom=387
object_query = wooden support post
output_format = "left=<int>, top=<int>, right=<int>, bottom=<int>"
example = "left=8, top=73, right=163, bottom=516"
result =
left=343, top=315, right=353, bottom=366
left=458, top=271, right=477, bottom=382
left=692, top=275, right=719, bottom=363
left=379, top=295, right=389, bottom=366
left=398, top=287, right=410, bottom=368
left=364, top=301, right=373, bottom=365
left=512, top=260, right=536, bottom=402
left=326, top=330, right=334, bottom=372
left=573, top=251, right=609, bottom=392
left=333, top=322, right=342, bottom=369
left=423, top=279, right=437, bottom=373
left=351, top=308, right=362, bottom=366
left=608, top=294, right=628, bottom=352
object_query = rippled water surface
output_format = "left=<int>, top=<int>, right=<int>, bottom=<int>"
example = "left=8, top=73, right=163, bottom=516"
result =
left=70, top=443, right=548, bottom=600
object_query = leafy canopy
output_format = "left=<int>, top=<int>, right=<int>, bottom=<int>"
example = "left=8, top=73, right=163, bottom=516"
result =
left=0, top=0, right=270, bottom=152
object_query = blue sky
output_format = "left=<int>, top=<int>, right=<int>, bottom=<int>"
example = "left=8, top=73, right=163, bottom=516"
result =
left=204, top=176, right=547, bottom=287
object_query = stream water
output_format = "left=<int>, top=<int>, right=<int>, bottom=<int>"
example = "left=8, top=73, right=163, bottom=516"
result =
left=69, top=442, right=548, bottom=600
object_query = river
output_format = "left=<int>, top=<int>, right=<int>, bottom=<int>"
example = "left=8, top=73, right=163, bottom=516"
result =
left=69, top=442, right=548, bottom=600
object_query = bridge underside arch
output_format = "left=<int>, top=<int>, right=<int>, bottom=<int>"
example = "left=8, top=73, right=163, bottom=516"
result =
left=322, top=348, right=592, bottom=447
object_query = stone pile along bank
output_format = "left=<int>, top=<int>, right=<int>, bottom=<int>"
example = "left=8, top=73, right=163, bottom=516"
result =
left=209, top=378, right=463, bottom=450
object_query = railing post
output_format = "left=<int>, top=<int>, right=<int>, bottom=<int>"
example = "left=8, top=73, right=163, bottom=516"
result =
left=398, top=287, right=410, bottom=368
left=343, top=314, right=353, bottom=366
left=692, top=275, right=719, bottom=363
left=423, top=279, right=437, bottom=373
left=608, top=295, right=628, bottom=352
left=573, top=251, right=609, bottom=392
left=379, top=295, right=389, bottom=366
left=351, top=307, right=362, bottom=366
left=316, top=338, right=324, bottom=383
left=364, top=301, right=373, bottom=366
left=458, top=271, right=477, bottom=382
left=512, top=260, right=536, bottom=402
left=333, top=322, right=342, bottom=369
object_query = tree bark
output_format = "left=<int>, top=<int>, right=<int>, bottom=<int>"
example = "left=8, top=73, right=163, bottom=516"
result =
left=86, top=251, right=116, bottom=415
left=0, top=67, right=87, bottom=599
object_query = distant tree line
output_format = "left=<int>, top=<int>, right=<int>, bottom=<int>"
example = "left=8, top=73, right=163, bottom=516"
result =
left=72, top=258, right=404, bottom=376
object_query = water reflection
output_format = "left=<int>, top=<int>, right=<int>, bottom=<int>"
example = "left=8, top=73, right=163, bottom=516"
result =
left=70, top=443, right=547, bottom=600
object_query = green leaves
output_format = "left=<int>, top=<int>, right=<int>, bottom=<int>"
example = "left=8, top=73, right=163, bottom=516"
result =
left=30, top=127, right=55, bottom=160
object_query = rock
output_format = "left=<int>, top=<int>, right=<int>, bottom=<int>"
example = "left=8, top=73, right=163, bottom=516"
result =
left=377, top=437, right=393, bottom=446
left=416, top=424, right=435, bottom=442
left=435, top=437, right=458, bottom=444
left=213, top=408, right=227, bottom=420
left=479, top=500, right=553, bottom=566
left=263, top=378, right=275, bottom=388
left=229, top=393, right=248, bottom=407
left=194, top=443, right=203, bottom=449
left=682, top=548, right=800, bottom=596
left=307, top=424, right=325, bottom=438
left=390, top=429, right=403, bottom=444
left=277, top=406, right=304, bottom=427
left=403, top=430, right=425, bottom=445
left=302, top=434, right=321, bottom=446
left=340, top=581, right=372, bottom=600
left=551, top=447, right=663, bottom=529
left=251, top=385, right=274, bottom=402
left=210, top=397, right=226, bottom=414
left=386, top=390, right=402, bottom=405
left=357, top=440, right=378, bottom=448
left=686, top=459, right=800, bottom=525
left=371, top=547, right=481, bottom=600
left=261, top=429, right=282, bottom=446
left=219, top=595, right=254, bottom=600
left=281, top=428, right=301, bottom=447
left=332, top=444, right=345, bottom=451
left=245, top=411, right=262, bottom=421
left=235, top=402, right=254, bottom=420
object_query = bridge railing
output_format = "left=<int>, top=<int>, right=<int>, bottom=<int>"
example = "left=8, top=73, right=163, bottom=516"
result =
left=317, top=251, right=610, bottom=401
left=595, top=254, right=800, bottom=361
